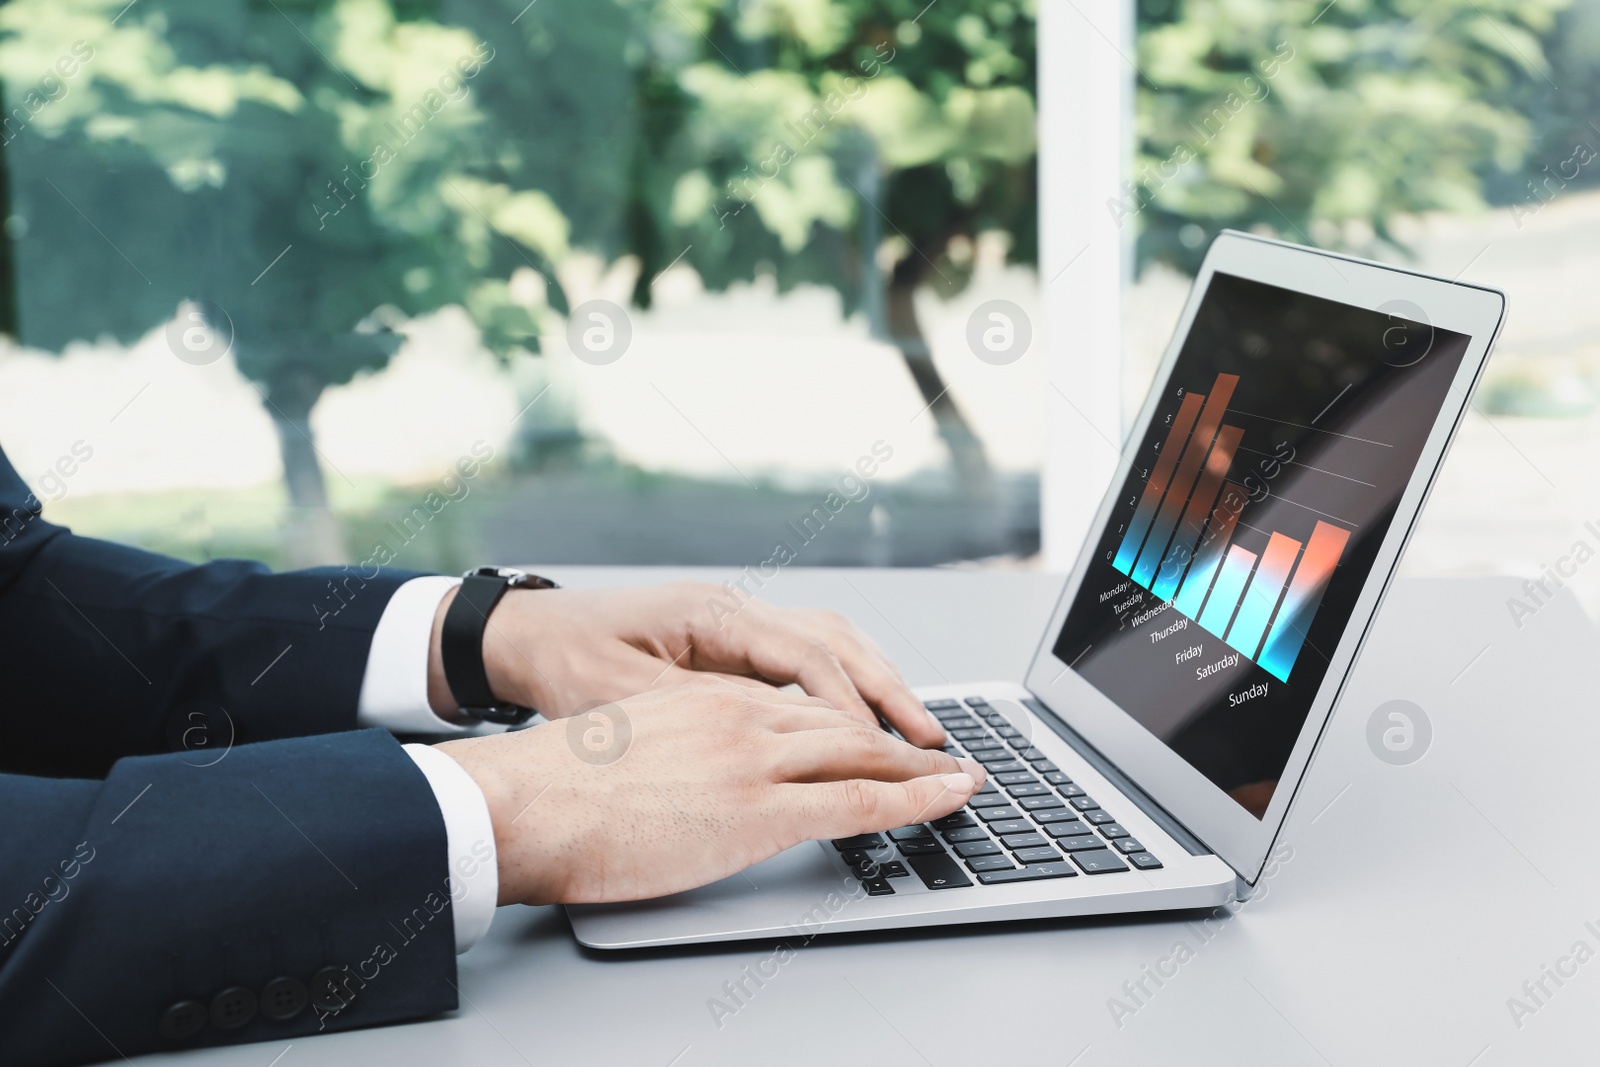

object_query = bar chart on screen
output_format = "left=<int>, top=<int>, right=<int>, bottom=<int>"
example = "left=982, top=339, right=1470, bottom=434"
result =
left=1111, top=373, right=1352, bottom=683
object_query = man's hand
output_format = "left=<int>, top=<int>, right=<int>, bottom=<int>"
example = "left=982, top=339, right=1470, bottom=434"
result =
left=436, top=678, right=985, bottom=905
left=427, top=582, right=947, bottom=747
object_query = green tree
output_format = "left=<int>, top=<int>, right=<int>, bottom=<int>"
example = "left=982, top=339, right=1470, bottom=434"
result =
left=0, top=0, right=571, bottom=563
left=1129, top=0, right=1569, bottom=273
left=603, top=0, right=1039, bottom=496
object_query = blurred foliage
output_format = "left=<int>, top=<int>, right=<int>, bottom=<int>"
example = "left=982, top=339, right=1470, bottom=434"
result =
left=0, top=0, right=1037, bottom=523
left=631, top=0, right=1038, bottom=315
left=1132, top=0, right=1572, bottom=273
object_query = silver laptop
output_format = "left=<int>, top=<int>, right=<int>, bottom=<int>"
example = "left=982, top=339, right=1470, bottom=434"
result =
left=568, top=231, right=1507, bottom=949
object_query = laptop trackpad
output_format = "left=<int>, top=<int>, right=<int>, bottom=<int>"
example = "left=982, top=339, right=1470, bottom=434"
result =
left=567, top=842, right=849, bottom=949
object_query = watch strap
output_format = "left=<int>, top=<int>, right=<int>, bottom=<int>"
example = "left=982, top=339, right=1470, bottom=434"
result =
left=440, top=569, right=557, bottom=725
left=441, top=574, right=510, bottom=714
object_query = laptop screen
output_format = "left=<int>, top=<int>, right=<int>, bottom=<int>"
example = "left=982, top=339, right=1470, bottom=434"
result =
left=1051, top=271, right=1471, bottom=818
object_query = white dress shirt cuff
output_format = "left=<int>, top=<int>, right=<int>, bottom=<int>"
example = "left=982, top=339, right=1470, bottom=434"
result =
left=357, top=575, right=507, bottom=736
left=401, top=742, right=499, bottom=953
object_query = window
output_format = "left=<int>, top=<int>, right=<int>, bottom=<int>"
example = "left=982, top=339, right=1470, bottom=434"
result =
left=1121, top=0, right=1599, bottom=612
left=0, top=1, right=1043, bottom=572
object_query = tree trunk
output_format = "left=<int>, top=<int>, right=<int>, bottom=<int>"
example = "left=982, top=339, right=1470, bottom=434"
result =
left=265, top=372, right=347, bottom=568
left=885, top=258, right=993, bottom=498
left=851, top=149, right=994, bottom=503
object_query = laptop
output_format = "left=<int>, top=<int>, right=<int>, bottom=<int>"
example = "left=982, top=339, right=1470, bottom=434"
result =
left=567, top=231, right=1507, bottom=949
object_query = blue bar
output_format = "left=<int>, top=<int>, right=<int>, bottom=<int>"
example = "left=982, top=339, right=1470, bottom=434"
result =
left=1226, top=532, right=1300, bottom=659
left=1198, top=545, right=1256, bottom=639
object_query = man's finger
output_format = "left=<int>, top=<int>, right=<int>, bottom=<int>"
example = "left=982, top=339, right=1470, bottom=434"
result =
left=811, top=610, right=908, bottom=683
left=815, top=633, right=944, bottom=747
left=787, top=771, right=981, bottom=840
left=654, top=665, right=826, bottom=705
left=728, top=618, right=881, bottom=727
left=769, top=727, right=977, bottom=784
left=763, top=702, right=880, bottom=734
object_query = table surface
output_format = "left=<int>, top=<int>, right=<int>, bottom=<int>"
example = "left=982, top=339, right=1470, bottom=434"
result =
left=126, top=566, right=1600, bottom=1067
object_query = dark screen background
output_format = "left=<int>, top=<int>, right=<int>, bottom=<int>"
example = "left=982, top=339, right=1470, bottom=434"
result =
left=1052, top=272, right=1471, bottom=816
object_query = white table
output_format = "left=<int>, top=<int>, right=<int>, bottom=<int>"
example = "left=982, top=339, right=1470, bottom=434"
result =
left=128, top=567, right=1600, bottom=1066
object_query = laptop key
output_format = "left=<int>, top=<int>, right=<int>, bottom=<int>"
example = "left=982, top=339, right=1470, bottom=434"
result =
left=1057, top=783, right=1087, bottom=798
left=1017, top=748, right=1047, bottom=761
left=949, top=727, right=987, bottom=741
left=1006, top=783, right=1050, bottom=797
left=983, top=760, right=1025, bottom=775
left=1055, top=834, right=1108, bottom=852
left=1070, top=796, right=1101, bottom=811
left=966, top=854, right=1015, bottom=872
left=1085, top=810, right=1116, bottom=825
left=1030, top=760, right=1060, bottom=773
left=1042, top=771, right=1072, bottom=785
left=839, top=849, right=877, bottom=870
left=964, top=737, right=1004, bottom=752
left=1073, top=850, right=1129, bottom=874
left=942, top=826, right=990, bottom=843
left=880, top=861, right=910, bottom=877
left=976, top=806, right=1024, bottom=822
left=987, top=819, right=1033, bottom=836
left=833, top=834, right=884, bottom=850
left=996, top=771, right=1038, bottom=785
left=1044, top=821, right=1093, bottom=838
left=1034, top=809, right=1082, bottom=825
left=999, top=832, right=1049, bottom=850
left=888, top=825, right=934, bottom=841
left=924, top=699, right=961, bottom=710
left=1013, top=846, right=1062, bottom=863
left=1127, top=852, right=1163, bottom=870
left=1098, top=823, right=1130, bottom=839
left=933, top=811, right=977, bottom=830
left=972, top=749, right=1020, bottom=764
left=898, top=839, right=947, bottom=856
left=1019, top=796, right=1066, bottom=811
left=954, top=840, right=1002, bottom=858
left=907, top=853, right=974, bottom=889
left=977, top=861, right=1077, bottom=884
left=862, top=876, right=895, bottom=895
left=963, top=697, right=992, bottom=707
left=1114, top=839, right=1146, bottom=854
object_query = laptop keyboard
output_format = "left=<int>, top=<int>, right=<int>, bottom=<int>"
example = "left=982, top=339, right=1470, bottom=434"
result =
left=831, top=697, right=1164, bottom=895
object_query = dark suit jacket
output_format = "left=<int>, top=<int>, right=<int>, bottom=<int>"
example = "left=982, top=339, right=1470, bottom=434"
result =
left=0, top=444, right=459, bottom=1064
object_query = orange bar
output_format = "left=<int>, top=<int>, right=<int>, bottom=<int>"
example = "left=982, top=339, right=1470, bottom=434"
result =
left=1113, top=390, right=1207, bottom=572
left=1131, top=374, right=1241, bottom=585
left=1258, top=521, right=1353, bottom=681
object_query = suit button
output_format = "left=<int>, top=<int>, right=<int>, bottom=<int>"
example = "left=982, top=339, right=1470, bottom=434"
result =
left=310, top=965, right=356, bottom=1013
left=157, top=1000, right=207, bottom=1041
left=260, top=976, right=308, bottom=1021
left=209, top=986, right=257, bottom=1030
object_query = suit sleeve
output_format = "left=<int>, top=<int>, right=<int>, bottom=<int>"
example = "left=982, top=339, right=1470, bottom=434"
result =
left=0, top=729, right=464, bottom=1066
left=0, top=445, right=427, bottom=778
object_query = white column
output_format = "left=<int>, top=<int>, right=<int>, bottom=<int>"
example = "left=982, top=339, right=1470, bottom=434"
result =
left=1038, top=0, right=1134, bottom=569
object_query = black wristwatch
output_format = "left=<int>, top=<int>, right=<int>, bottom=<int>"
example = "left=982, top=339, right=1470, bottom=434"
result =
left=441, top=566, right=559, bottom=725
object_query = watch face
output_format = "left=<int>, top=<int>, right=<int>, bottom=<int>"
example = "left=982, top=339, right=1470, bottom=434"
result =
left=466, top=566, right=525, bottom=580
left=463, top=566, right=557, bottom=590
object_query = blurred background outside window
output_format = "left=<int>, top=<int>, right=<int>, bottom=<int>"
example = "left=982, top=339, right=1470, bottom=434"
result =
left=0, top=0, right=1597, bottom=616
left=0, top=0, right=1042, bottom=573
left=1123, top=0, right=1600, bottom=614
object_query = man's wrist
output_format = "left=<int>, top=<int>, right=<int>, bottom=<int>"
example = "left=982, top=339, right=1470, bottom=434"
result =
left=428, top=586, right=552, bottom=720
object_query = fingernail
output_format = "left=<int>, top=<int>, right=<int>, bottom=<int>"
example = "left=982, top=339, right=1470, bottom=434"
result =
left=938, top=772, right=976, bottom=793
left=956, top=757, right=984, bottom=783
